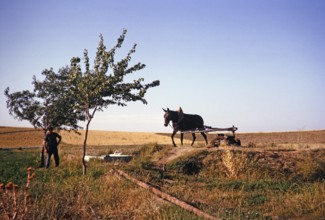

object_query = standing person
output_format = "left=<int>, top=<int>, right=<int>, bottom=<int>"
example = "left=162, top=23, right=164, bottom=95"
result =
left=44, top=126, right=62, bottom=168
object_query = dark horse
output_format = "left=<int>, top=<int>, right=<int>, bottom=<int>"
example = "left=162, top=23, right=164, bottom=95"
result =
left=163, top=107, right=208, bottom=147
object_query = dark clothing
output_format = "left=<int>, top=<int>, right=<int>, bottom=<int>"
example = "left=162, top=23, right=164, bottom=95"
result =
left=45, top=132, right=61, bottom=149
left=46, top=148, right=59, bottom=168
left=44, top=132, right=61, bottom=168
left=46, top=148, right=60, bottom=168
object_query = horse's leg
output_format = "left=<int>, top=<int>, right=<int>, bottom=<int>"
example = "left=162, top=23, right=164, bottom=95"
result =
left=201, top=132, right=208, bottom=145
left=171, top=130, right=177, bottom=147
left=191, top=133, right=196, bottom=146
left=181, top=133, right=184, bottom=145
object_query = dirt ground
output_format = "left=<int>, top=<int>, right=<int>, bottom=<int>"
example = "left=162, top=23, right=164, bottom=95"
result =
left=1, top=126, right=324, bottom=148
left=0, top=126, right=44, bottom=148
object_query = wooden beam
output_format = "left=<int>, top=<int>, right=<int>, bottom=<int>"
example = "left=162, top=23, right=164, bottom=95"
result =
left=180, top=126, right=238, bottom=134
left=114, top=169, right=220, bottom=220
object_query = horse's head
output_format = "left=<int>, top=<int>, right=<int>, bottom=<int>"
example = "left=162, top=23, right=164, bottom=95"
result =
left=163, top=108, right=173, bottom=127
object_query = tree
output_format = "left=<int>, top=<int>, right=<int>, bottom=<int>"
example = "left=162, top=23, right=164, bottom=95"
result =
left=69, top=29, right=160, bottom=174
left=5, top=67, right=84, bottom=166
left=5, top=67, right=83, bottom=131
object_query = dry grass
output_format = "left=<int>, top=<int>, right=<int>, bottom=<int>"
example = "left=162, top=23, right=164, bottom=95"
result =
left=0, top=127, right=44, bottom=148
left=221, top=150, right=248, bottom=178
left=0, top=167, right=36, bottom=220
left=0, top=155, right=199, bottom=220
left=130, top=146, right=325, bottom=219
left=1, top=125, right=325, bottom=219
left=60, top=130, right=172, bottom=146
left=29, top=171, right=166, bottom=219
left=0, top=126, right=173, bottom=148
left=235, top=130, right=325, bottom=145
left=2, top=126, right=325, bottom=149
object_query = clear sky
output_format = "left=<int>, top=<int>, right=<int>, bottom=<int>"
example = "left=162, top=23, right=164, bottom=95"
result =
left=1, top=0, right=324, bottom=133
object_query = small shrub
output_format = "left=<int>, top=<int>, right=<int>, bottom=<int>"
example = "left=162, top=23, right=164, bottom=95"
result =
left=181, top=160, right=202, bottom=175
left=221, top=150, right=250, bottom=178
left=247, top=142, right=256, bottom=148
left=168, top=159, right=203, bottom=176
left=221, top=150, right=236, bottom=177
left=168, top=151, right=209, bottom=176
left=270, top=142, right=277, bottom=147
left=246, top=194, right=267, bottom=205
left=297, top=156, right=325, bottom=181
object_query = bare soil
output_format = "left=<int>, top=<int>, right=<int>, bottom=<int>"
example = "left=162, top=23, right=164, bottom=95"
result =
left=161, top=130, right=325, bottom=145
left=0, top=126, right=44, bottom=148
left=1, top=126, right=325, bottom=149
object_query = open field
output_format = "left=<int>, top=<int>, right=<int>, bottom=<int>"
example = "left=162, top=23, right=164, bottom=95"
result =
left=0, top=126, right=44, bottom=148
left=0, top=126, right=173, bottom=148
left=1, top=126, right=325, bottom=219
left=60, top=129, right=173, bottom=146
left=1, top=126, right=325, bottom=148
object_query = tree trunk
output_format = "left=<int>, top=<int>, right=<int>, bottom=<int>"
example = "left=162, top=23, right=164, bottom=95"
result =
left=40, top=130, right=47, bottom=167
left=82, top=120, right=91, bottom=175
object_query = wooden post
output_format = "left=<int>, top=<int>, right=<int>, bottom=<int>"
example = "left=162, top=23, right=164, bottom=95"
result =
left=114, top=169, right=220, bottom=220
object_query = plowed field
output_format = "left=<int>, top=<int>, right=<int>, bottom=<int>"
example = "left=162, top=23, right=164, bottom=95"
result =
left=1, top=126, right=325, bottom=149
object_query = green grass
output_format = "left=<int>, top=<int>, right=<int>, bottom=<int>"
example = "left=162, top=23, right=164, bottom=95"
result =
left=1, top=144, right=325, bottom=219
left=125, top=145, right=325, bottom=219
left=0, top=149, right=39, bottom=185
left=0, top=146, right=202, bottom=220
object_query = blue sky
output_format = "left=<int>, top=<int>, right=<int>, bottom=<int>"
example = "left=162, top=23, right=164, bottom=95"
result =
left=1, top=0, right=324, bottom=132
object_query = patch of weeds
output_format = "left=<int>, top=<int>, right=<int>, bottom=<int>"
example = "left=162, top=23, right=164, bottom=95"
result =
left=34, top=169, right=52, bottom=183
left=270, top=142, right=277, bottom=147
left=222, top=208, right=235, bottom=219
left=246, top=194, right=267, bottom=205
left=89, top=169, right=104, bottom=179
left=246, top=180, right=293, bottom=192
left=205, top=182, right=219, bottom=191
left=139, top=160, right=156, bottom=170
left=218, top=180, right=245, bottom=190
left=151, top=143, right=164, bottom=153
left=85, top=160, right=107, bottom=179
left=128, top=144, right=166, bottom=170
left=136, top=143, right=164, bottom=157
left=297, top=156, right=325, bottom=181
left=246, top=180, right=300, bottom=192
left=241, top=210, right=263, bottom=219
left=181, top=160, right=203, bottom=175
left=218, top=179, right=298, bottom=192
left=221, top=205, right=263, bottom=219
left=0, top=150, right=39, bottom=185
left=159, top=203, right=206, bottom=220
left=247, top=142, right=257, bottom=148
left=127, top=145, right=157, bottom=169
left=168, top=151, right=209, bottom=176
left=0, top=167, right=37, bottom=219
left=126, top=157, right=164, bottom=185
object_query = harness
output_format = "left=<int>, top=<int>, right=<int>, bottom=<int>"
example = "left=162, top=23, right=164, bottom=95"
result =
left=167, top=112, right=183, bottom=129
